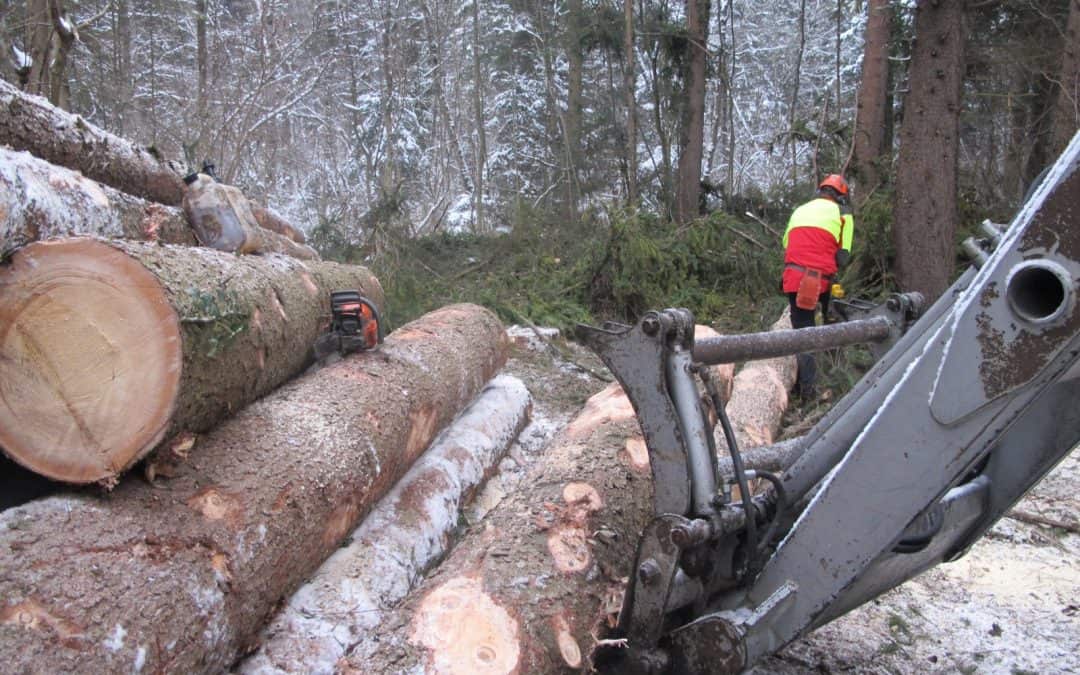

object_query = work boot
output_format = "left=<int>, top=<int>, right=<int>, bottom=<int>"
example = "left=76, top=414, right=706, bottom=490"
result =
left=795, top=353, right=817, bottom=400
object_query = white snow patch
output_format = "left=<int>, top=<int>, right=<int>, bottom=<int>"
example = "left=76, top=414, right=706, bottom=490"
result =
left=103, top=623, right=126, bottom=652
left=133, top=645, right=147, bottom=673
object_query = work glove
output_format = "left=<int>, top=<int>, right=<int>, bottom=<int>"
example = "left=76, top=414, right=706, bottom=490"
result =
left=835, top=248, right=851, bottom=269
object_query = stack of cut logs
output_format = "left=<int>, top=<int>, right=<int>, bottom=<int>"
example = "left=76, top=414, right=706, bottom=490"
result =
left=0, top=83, right=797, bottom=674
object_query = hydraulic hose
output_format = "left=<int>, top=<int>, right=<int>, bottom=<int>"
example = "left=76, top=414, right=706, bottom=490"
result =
left=707, top=378, right=758, bottom=566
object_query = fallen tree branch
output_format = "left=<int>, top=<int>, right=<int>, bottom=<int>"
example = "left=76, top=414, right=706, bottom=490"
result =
left=1006, top=509, right=1080, bottom=535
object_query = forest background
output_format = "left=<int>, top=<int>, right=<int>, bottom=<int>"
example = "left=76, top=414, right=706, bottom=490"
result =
left=3, top=0, right=1078, bottom=350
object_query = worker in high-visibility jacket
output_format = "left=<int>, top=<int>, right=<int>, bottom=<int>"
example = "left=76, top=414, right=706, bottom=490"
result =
left=781, top=174, right=854, bottom=398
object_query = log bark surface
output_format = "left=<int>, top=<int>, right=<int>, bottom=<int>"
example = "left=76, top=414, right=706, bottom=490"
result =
left=252, top=205, right=307, bottom=245
left=241, top=374, right=532, bottom=674
left=1, top=147, right=196, bottom=255
left=0, top=238, right=381, bottom=483
left=0, top=79, right=188, bottom=206
left=0, top=304, right=508, bottom=673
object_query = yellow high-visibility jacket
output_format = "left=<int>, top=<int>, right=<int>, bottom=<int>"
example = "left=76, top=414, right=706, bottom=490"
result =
left=781, top=198, right=854, bottom=293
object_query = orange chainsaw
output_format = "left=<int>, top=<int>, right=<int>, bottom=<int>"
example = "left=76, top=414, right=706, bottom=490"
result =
left=313, top=290, right=383, bottom=359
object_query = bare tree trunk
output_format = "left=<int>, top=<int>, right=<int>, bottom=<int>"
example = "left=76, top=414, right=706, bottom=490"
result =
left=566, top=0, right=584, bottom=212
left=0, top=238, right=380, bottom=484
left=624, top=0, right=639, bottom=204
left=420, top=0, right=473, bottom=194
left=675, top=0, right=710, bottom=223
left=113, top=0, right=132, bottom=135
left=472, top=0, right=486, bottom=232
left=893, top=0, right=966, bottom=303
left=0, top=304, right=508, bottom=674
left=1050, top=0, right=1080, bottom=158
left=379, top=4, right=398, bottom=198
left=45, top=0, right=75, bottom=109
left=726, top=0, right=736, bottom=198
left=650, top=47, right=674, bottom=217
left=195, top=0, right=209, bottom=138
left=853, top=0, right=891, bottom=190
left=25, top=0, right=52, bottom=98
left=789, top=0, right=807, bottom=184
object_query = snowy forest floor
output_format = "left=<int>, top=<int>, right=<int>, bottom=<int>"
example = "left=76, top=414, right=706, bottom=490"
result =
left=493, top=327, right=1080, bottom=675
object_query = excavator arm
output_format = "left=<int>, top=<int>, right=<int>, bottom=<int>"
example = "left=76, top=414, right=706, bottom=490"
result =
left=577, top=131, right=1080, bottom=674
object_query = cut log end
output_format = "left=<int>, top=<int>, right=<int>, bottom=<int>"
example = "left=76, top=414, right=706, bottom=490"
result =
left=0, top=238, right=181, bottom=483
left=410, top=576, right=522, bottom=674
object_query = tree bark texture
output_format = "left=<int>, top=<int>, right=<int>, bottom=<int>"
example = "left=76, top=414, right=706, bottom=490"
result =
left=675, top=0, right=710, bottom=224
left=240, top=375, right=532, bottom=675
left=0, top=147, right=196, bottom=256
left=0, top=304, right=508, bottom=673
left=0, top=78, right=188, bottom=205
left=346, top=331, right=757, bottom=674
left=852, top=0, right=892, bottom=190
left=0, top=238, right=381, bottom=484
left=893, top=0, right=966, bottom=303
left=1050, top=0, right=1080, bottom=158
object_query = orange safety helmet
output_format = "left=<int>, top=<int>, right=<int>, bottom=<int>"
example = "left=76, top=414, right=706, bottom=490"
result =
left=818, top=174, right=849, bottom=197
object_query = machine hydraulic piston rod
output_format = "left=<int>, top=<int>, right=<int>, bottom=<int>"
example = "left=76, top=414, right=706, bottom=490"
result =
left=692, top=315, right=891, bottom=364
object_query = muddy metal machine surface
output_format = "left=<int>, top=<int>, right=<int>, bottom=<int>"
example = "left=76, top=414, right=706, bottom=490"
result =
left=577, top=132, right=1080, bottom=673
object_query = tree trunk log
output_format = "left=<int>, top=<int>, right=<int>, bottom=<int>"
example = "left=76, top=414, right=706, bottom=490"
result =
left=251, top=205, right=307, bottom=245
left=0, top=238, right=381, bottom=484
left=0, top=147, right=196, bottom=255
left=0, top=147, right=316, bottom=260
left=346, top=317, right=790, bottom=674
left=0, top=79, right=187, bottom=206
left=0, top=303, right=508, bottom=673
left=0, top=82, right=311, bottom=246
left=892, top=0, right=966, bottom=303
left=240, top=374, right=532, bottom=675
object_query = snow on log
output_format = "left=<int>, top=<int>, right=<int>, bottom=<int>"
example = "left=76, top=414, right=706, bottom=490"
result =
left=0, top=79, right=188, bottom=206
left=0, top=146, right=196, bottom=255
left=0, top=238, right=382, bottom=484
left=0, top=147, right=315, bottom=260
left=240, top=375, right=532, bottom=675
left=345, top=317, right=789, bottom=674
left=0, top=83, right=311, bottom=247
left=0, top=303, right=508, bottom=674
